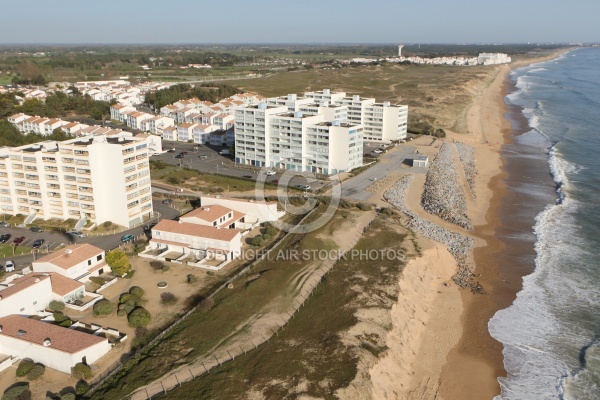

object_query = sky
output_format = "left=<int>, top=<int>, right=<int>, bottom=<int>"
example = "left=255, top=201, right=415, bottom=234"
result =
left=1, top=0, right=598, bottom=44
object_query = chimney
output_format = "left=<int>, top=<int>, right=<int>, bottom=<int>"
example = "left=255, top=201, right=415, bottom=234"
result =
left=43, top=338, right=51, bottom=347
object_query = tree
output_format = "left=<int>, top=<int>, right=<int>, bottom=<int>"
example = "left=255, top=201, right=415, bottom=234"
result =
left=16, top=359, right=34, bottom=377
left=71, top=363, right=92, bottom=380
left=75, top=380, right=89, bottom=396
left=128, top=307, right=151, bottom=327
left=25, top=364, right=45, bottom=380
left=129, top=286, right=145, bottom=298
left=1, top=383, right=31, bottom=400
left=48, top=300, right=65, bottom=312
left=105, top=249, right=131, bottom=275
left=251, top=236, right=265, bottom=247
left=93, top=300, right=114, bottom=316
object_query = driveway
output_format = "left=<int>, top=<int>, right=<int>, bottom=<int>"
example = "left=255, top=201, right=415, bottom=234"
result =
left=341, top=145, right=417, bottom=201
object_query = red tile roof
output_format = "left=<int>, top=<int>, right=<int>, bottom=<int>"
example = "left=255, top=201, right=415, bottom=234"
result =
left=0, top=315, right=106, bottom=354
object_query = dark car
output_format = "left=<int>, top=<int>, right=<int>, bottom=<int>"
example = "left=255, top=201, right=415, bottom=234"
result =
left=243, top=174, right=253, bottom=179
left=0, top=233, right=11, bottom=243
left=162, top=198, right=173, bottom=205
left=167, top=148, right=176, bottom=153
left=181, top=151, right=188, bottom=155
left=32, top=239, right=45, bottom=248
left=29, top=226, right=44, bottom=233
left=12, top=236, right=25, bottom=245
left=175, top=154, right=184, bottom=158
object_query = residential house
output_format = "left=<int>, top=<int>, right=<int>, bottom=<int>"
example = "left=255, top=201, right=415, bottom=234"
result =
left=32, top=244, right=108, bottom=283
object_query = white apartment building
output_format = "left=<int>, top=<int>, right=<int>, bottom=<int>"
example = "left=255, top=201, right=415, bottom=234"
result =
left=234, top=103, right=363, bottom=175
left=267, top=94, right=314, bottom=112
left=305, top=90, right=409, bottom=143
left=192, top=124, right=218, bottom=144
left=0, top=133, right=153, bottom=228
left=477, top=53, right=512, bottom=65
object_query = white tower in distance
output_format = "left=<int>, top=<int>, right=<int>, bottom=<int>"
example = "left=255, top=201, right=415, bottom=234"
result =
left=398, top=44, right=404, bottom=57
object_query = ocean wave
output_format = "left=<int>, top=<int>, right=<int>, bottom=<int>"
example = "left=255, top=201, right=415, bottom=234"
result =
left=528, top=67, right=549, bottom=73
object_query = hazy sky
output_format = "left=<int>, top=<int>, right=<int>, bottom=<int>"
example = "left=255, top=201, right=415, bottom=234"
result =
left=1, top=0, right=598, bottom=44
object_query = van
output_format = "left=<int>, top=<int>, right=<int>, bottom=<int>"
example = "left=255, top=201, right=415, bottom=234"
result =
left=4, top=260, right=15, bottom=272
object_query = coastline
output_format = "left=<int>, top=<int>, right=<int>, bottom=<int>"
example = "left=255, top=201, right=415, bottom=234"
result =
left=367, top=48, right=572, bottom=400
left=439, top=48, right=573, bottom=400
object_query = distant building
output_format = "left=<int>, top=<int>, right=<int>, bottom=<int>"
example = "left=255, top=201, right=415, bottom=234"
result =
left=32, top=243, right=108, bottom=283
left=477, top=53, right=511, bottom=65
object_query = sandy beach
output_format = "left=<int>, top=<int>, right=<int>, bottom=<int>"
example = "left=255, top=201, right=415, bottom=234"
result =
left=365, top=49, right=571, bottom=400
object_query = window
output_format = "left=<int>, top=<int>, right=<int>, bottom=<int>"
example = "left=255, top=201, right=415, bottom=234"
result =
left=97, top=254, right=103, bottom=261
left=88, top=260, right=91, bottom=266
left=20, top=307, right=25, bottom=312
left=33, top=301, right=37, bottom=305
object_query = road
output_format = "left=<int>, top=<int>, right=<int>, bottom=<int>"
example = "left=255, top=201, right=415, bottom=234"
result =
left=341, top=144, right=417, bottom=201
left=0, top=200, right=180, bottom=270
left=155, top=140, right=326, bottom=191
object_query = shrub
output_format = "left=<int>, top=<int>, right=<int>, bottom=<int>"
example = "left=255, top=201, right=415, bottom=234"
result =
left=75, top=380, right=89, bottom=396
left=53, top=312, right=68, bottom=323
left=261, top=233, right=271, bottom=241
left=59, top=319, right=73, bottom=327
left=117, top=309, right=127, bottom=317
left=105, top=249, right=131, bottom=275
left=25, top=364, right=45, bottom=380
left=16, top=359, right=34, bottom=377
left=129, top=286, right=144, bottom=298
left=71, top=363, right=92, bottom=380
left=2, top=383, right=31, bottom=400
left=60, top=393, right=76, bottom=400
left=149, top=261, right=164, bottom=271
left=251, top=236, right=265, bottom=247
left=167, top=176, right=180, bottom=185
left=93, top=299, right=113, bottom=316
left=128, top=307, right=151, bottom=327
left=187, top=274, right=197, bottom=283
left=48, top=300, right=65, bottom=312
left=264, top=223, right=279, bottom=236
left=103, top=221, right=113, bottom=228
left=161, top=264, right=170, bottom=272
left=89, top=276, right=105, bottom=285
left=160, top=292, right=178, bottom=306
left=356, top=202, right=372, bottom=211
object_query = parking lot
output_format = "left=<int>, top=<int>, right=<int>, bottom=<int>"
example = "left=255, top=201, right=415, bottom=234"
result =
left=154, top=140, right=326, bottom=191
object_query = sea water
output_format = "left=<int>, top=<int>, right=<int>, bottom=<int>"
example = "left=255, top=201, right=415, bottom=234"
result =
left=489, top=47, right=600, bottom=400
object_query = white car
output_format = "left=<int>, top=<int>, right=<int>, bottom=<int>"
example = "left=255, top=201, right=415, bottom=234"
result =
left=4, top=261, right=15, bottom=272
left=296, top=184, right=311, bottom=190
left=373, top=149, right=383, bottom=154
left=265, top=170, right=276, bottom=176
left=67, top=231, right=86, bottom=238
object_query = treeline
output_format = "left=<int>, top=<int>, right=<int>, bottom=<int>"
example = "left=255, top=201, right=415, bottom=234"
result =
left=0, top=120, right=73, bottom=147
left=145, top=83, right=241, bottom=110
left=0, top=91, right=113, bottom=120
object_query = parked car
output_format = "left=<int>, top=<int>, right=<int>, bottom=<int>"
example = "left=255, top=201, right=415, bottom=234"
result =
left=29, top=226, right=44, bottom=232
left=12, top=236, right=25, bottom=245
left=199, top=155, right=208, bottom=159
left=243, top=174, right=253, bottom=179
left=162, top=198, right=173, bottom=205
left=181, top=151, right=188, bottom=155
left=296, top=184, right=311, bottom=190
left=0, top=221, right=9, bottom=228
left=67, top=231, right=86, bottom=238
left=271, top=180, right=279, bottom=184
left=121, top=234, right=135, bottom=242
left=0, top=233, right=11, bottom=243
left=32, top=239, right=45, bottom=249
left=219, top=149, right=230, bottom=155
left=4, top=261, right=15, bottom=272
left=151, top=152, right=161, bottom=156
left=175, top=154, right=184, bottom=159
left=167, top=148, right=176, bottom=153
left=265, top=170, right=276, bottom=176
left=373, top=149, right=383, bottom=154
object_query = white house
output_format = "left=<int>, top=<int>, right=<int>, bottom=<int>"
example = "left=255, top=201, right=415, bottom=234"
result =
left=192, top=124, right=218, bottom=144
left=0, top=273, right=85, bottom=317
left=32, top=244, right=108, bottom=283
left=0, top=315, right=111, bottom=374
left=162, top=126, right=178, bottom=141
left=149, top=220, right=242, bottom=261
left=210, top=130, right=227, bottom=146
left=179, top=204, right=246, bottom=229
left=200, top=195, right=284, bottom=223
left=176, top=123, right=197, bottom=142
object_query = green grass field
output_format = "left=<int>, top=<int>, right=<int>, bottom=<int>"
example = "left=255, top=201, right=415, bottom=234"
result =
left=0, top=244, right=32, bottom=258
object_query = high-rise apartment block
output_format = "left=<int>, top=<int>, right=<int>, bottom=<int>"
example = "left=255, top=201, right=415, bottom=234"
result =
left=0, top=133, right=154, bottom=228
left=305, top=89, right=408, bottom=143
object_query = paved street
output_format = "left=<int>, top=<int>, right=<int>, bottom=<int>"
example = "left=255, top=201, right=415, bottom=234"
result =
left=0, top=200, right=180, bottom=270
left=341, top=144, right=417, bottom=201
